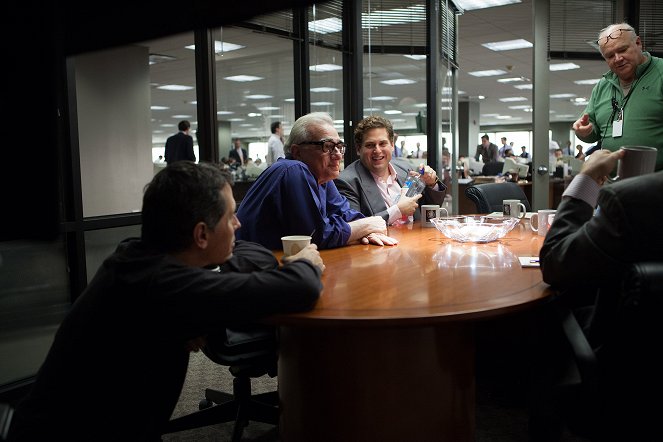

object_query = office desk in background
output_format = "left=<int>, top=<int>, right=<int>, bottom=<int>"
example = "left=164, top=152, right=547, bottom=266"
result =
left=270, top=221, right=552, bottom=441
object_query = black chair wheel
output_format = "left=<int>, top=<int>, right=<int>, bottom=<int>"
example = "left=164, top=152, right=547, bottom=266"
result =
left=199, top=398, right=213, bottom=410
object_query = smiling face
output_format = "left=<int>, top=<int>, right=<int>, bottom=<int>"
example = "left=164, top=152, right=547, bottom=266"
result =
left=599, top=26, right=646, bottom=83
left=359, top=127, right=394, bottom=178
left=291, top=123, right=343, bottom=185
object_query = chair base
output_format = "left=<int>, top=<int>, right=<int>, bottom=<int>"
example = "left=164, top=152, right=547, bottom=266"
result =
left=163, top=376, right=278, bottom=442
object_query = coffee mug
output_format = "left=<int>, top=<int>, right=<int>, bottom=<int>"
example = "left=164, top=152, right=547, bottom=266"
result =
left=530, top=210, right=556, bottom=237
left=421, top=205, right=449, bottom=227
left=502, top=199, right=526, bottom=219
left=610, top=146, right=657, bottom=181
left=281, top=235, right=312, bottom=256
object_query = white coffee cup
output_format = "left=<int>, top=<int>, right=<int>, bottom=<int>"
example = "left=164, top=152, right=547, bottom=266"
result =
left=530, top=210, right=556, bottom=237
left=502, top=199, right=526, bottom=219
left=421, top=205, right=449, bottom=227
left=281, top=235, right=312, bottom=256
left=609, top=146, right=657, bottom=181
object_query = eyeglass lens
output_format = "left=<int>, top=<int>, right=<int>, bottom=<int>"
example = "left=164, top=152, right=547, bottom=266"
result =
left=323, top=141, right=346, bottom=154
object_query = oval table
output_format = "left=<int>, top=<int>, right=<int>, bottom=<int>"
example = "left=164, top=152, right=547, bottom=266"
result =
left=270, top=219, right=552, bottom=441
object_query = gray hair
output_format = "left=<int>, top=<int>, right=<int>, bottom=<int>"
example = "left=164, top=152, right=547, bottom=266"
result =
left=597, top=23, right=637, bottom=52
left=284, top=112, right=334, bottom=155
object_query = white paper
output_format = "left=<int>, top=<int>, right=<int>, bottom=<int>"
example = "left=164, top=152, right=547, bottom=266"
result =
left=518, top=256, right=540, bottom=268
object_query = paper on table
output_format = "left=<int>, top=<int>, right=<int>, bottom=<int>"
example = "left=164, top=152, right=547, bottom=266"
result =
left=518, top=256, right=540, bottom=268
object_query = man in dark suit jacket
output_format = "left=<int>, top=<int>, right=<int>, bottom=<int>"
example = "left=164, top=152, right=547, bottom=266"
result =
left=164, top=120, right=195, bottom=164
left=335, top=115, right=446, bottom=224
left=229, top=138, right=248, bottom=166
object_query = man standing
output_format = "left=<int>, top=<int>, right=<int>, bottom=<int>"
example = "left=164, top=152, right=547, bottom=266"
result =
left=335, top=115, right=446, bottom=225
left=519, top=146, right=530, bottom=160
left=164, top=120, right=195, bottom=165
left=229, top=138, right=248, bottom=166
left=475, top=134, right=499, bottom=163
left=572, top=22, right=663, bottom=171
left=498, top=137, right=509, bottom=159
left=266, top=121, right=284, bottom=166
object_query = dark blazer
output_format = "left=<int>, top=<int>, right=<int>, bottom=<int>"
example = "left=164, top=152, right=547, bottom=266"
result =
left=229, top=147, right=248, bottom=165
left=540, top=171, right=663, bottom=345
left=164, top=132, right=195, bottom=164
left=335, top=158, right=446, bottom=222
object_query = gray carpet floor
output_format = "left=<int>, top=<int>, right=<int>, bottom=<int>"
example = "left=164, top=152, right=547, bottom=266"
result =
left=162, top=349, right=590, bottom=442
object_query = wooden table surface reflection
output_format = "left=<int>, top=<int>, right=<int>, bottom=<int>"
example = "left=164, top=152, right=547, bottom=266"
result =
left=272, top=219, right=553, bottom=441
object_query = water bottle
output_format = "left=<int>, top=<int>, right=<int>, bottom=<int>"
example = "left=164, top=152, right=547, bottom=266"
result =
left=404, top=174, right=426, bottom=197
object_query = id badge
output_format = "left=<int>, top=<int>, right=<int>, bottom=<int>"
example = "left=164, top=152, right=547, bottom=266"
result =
left=612, top=110, right=623, bottom=138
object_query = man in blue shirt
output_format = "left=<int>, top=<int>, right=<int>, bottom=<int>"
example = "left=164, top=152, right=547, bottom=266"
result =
left=236, top=112, right=397, bottom=250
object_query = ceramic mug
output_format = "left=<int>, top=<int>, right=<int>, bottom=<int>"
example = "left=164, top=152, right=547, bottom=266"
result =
left=530, top=210, right=556, bottom=237
left=421, top=205, right=449, bottom=227
left=610, top=146, right=657, bottom=181
left=502, top=199, right=526, bottom=219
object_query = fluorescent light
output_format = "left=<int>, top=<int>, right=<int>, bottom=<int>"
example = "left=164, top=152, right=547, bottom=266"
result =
left=148, top=54, right=176, bottom=65
left=574, top=78, right=600, bottom=85
left=499, top=97, right=528, bottom=102
left=151, top=106, right=170, bottom=110
left=308, top=17, right=343, bottom=34
left=550, top=63, right=580, bottom=71
left=370, top=96, right=397, bottom=101
left=247, top=113, right=262, bottom=117
left=550, top=93, right=576, bottom=99
left=245, top=94, right=273, bottom=99
left=310, top=87, right=339, bottom=92
left=413, top=103, right=427, bottom=108
left=495, top=115, right=514, bottom=119
left=284, top=98, right=295, bottom=102
left=572, top=97, right=589, bottom=103
left=157, top=84, right=194, bottom=91
left=384, top=110, right=402, bottom=114
left=381, top=79, right=416, bottom=85
left=239, top=123, right=252, bottom=127
left=185, top=42, right=245, bottom=53
left=468, top=69, right=507, bottom=77
left=160, top=123, right=176, bottom=127
left=482, top=39, right=532, bottom=51
left=454, top=0, right=521, bottom=11
left=469, top=95, right=485, bottom=100
left=508, top=105, right=531, bottom=110
left=227, top=118, right=245, bottom=122
left=269, top=115, right=285, bottom=119
left=311, top=101, right=334, bottom=106
left=310, top=64, right=343, bottom=72
left=514, top=84, right=533, bottom=90
left=364, top=107, right=381, bottom=112
left=172, top=114, right=193, bottom=118
left=217, top=111, right=234, bottom=115
left=403, top=54, right=426, bottom=60
left=257, top=106, right=279, bottom=111
left=224, top=75, right=263, bottom=82
left=498, top=77, right=526, bottom=83
left=333, top=120, right=344, bottom=124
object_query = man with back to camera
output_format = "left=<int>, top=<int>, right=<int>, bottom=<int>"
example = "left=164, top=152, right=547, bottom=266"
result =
left=334, top=115, right=446, bottom=225
left=572, top=22, right=663, bottom=171
left=474, top=134, right=499, bottom=163
left=235, top=112, right=397, bottom=250
left=164, top=120, right=195, bottom=164
left=7, top=162, right=324, bottom=441
left=266, top=121, right=285, bottom=166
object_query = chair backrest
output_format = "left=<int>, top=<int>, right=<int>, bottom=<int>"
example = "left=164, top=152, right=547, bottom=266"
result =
left=464, top=182, right=531, bottom=214
left=202, top=325, right=277, bottom=375
left=481, top=161, right=504, bottom=176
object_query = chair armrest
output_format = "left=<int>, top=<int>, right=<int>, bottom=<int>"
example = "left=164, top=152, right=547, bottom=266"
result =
left=621, top=262, right=663, bottom=309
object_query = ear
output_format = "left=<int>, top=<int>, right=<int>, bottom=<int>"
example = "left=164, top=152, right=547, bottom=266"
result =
left=290, top=144, right=301, bottom=160
left=192, top=221, right=210, bottom=250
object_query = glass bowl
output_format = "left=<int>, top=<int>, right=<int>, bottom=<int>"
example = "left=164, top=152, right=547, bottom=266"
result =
left=430, top=215, right=520, bottom=243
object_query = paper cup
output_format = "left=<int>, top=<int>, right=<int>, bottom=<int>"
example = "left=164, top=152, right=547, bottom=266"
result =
left=281, top=235, right=312, bottom=256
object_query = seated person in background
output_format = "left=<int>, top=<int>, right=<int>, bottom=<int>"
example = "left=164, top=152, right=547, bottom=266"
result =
left=236, top=112, right=397, bottom=249
left=519, top=146, right=530, bottom=160
left=552, top=148, right=564, bottom=165
left=7, top=162, right=324, bottom=441
left=334, top=115, right=446, bottom=225
left=503, top=148, right=515, bottom=158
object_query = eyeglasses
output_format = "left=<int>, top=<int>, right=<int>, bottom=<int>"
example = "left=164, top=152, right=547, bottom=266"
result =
left=299, top=138, right=346, bottom=155
left=596, top=28, right=633, bottom=46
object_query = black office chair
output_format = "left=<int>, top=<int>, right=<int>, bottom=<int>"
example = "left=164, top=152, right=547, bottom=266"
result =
left=481, top=161, right=504, bottom=176
left=553, top=262, right=663, bottom=440
left=162, top=325, right=279, bottom=442
left=464, top=182, right=531, bottom=214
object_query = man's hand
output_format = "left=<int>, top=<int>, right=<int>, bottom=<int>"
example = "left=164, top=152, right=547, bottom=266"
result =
left=581, top=148, right=624, bottom=185
left=348, top=216, right=388, bottom=244
left=572, top=113, right=594, bottom=138
left=418, top=163, right=439, bottom=187
left=282, top=244, right=325, bottom=272
left=396, top=191, right=422, bottom=217
left=360, top=233, right=399, bottom=246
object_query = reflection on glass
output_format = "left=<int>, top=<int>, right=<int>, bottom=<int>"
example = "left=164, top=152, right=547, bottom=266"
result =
left=432, top=242, right=517, bottom=270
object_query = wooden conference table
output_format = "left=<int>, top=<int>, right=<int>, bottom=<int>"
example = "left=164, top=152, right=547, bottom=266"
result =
left=270, top=219, right=553, bottom=441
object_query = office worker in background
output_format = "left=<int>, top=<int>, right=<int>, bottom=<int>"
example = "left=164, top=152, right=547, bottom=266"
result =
left=236, top=112, right=397, bottom=250
left=475, top=134, right=499, bottom=163
left=164, top=120, right=195, bottom=165
left=7, top=162, right=323, bottom=441
left=335, top=115, right=446, bottom=225
left=266, top=121, right=285, bottom=166
left=572, top=22, right=663, bottom=171
left=229, top=138, right=248, bottom=166
left=519, top=145, right=530, bottom=160
left=498, top=136, right=509, bottom=159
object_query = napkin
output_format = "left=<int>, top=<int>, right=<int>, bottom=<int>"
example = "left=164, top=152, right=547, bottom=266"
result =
left=518, top=256, right=540, bottom=268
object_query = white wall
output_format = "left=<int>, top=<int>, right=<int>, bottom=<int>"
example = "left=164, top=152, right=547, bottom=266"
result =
left=75, top=45, right=152, bottom=217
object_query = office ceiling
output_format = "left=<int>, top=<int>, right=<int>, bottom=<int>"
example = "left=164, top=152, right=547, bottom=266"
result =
left=141, top=0, right=611, bottom=145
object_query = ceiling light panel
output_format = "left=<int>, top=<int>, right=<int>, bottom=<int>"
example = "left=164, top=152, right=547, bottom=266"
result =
left=468, top=69, right=508, bottom=77
left=499, top=97, right=528, bottom=102
left=310, top=87, right=339, bottom=92
left=549, top=63, right=580, bottom=71
left=482, top=39, right=532, bottom=51
left=224, top=75, right=264, bottom=82
left=308, top=17, right=343, bottom=34
left=454, top=0, right=521, bottom=11
left=157, top=85, right=194, bottom=91
left=310, top=64, right=343, bottom=72
left=380, top=79, right=416, bottom=85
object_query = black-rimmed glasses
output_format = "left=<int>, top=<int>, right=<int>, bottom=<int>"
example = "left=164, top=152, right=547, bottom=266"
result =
left=597, top=28, right=633, bottom=46
left=299, top=138, right=346, bottom=155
